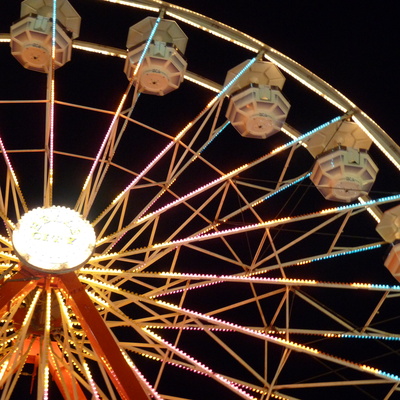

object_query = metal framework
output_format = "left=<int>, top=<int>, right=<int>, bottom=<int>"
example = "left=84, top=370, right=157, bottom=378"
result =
left=0, top=1, right=399, bottom=399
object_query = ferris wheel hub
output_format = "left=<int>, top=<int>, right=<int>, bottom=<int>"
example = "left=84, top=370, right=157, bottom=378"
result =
left=12, top=206, right=96, bottom=274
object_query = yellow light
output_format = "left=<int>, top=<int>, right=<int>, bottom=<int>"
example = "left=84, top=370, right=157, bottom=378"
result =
left=83, top=362, right=101, bottom=399
left=352, top=114, right=400, bottom=171
left=165, top=12, right=260, bottom=53
left=0, top=360, right=9, bottom=381
left=264, top=51, right=352, bottom=113
left=103, top=0, right=160, bottom=12
left=184, top=74, right=221, bottom=93
left=350, top=282, right=372, bottom=288
left=23, top=288, right=42, bottom=326
left=358, top=196, right=382, bottom=223
left=73, top=43, right=126, bottom=58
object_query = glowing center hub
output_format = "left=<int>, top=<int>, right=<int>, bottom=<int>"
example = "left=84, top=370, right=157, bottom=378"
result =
left=12, top=206, right=96, bottom=274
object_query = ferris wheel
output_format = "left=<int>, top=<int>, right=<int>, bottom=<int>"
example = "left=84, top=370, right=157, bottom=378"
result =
left=1, top=1, right=400, bottom=399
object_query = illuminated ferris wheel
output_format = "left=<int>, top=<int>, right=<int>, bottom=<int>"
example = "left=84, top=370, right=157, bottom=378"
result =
left=1, top=1, right=400, bottom=399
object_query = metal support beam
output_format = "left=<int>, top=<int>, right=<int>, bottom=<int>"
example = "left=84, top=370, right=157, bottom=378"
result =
left=59, top=272, right=150, bottom=400
left=0, top=268, right=39, bottom=316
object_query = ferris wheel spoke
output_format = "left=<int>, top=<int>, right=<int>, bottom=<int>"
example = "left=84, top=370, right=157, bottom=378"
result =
left=91, top=142, right=221, bottom=255
left=165, top=102, right=227, bottom=182
left=0, top=270, right=39, bottom=317
left=85, top=105, right=143, bottom=217
left=75, top=16, right=164, bottom=218
left=75, top=81, right=135, bottom=217
left=47, top=344, right=88, bottom=399
left=94, top=167, right=308, bottom=252
left=0, top=287, right=41, bottom=392
left=42, top=1, right=62, bottom=208
left=90, top=213, right=384, bottom=290
left=0, top=134, right=28, bottom=223
left=0, top=337, right=37, bottom=400
left=137, top=269, right=400, bottom=300
left=81, top=260, right=400, bottom=396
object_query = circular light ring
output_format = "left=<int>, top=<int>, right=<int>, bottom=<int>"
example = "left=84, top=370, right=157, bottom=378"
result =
left=12, top=206, right=96, bottom=274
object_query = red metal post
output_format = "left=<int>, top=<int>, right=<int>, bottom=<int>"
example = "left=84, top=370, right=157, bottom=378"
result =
left=59, top=272, right=150, bottom=400
left=0, top=268, right=39, bottom=316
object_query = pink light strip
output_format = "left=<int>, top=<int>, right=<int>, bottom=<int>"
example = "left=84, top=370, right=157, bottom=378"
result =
left=151, top=300, right=320, bottom=355
left=81, top=17, right=162, bottom=195
left=144, top=328, right=258, bottom=400
left=0, top=135, right=19, bottom=188
left=0, top=132, right=28, bottom=215
left=83, top=266, right=400, bottom=293
left=119, top=349, right=163, bottom=400
left=95, top=164, right=247, bottom=244
left=45, top=0, right=58, bottom=206
left=136, top=346, right=288, bottom=400
left=82, top=91, right=130, bottom=192
left=135, top=193, right=396, bottom=251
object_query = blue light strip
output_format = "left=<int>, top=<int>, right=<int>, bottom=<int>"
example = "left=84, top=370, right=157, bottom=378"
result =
left=276, top=115, right=342, bottom=153
left=333, top=333, right=400, bottom=341
left=295, top=244, right=382, bottom=265
left=216, top=58, right=257, bottom=100
left=52, top=0, right=57, bottom=51
left=135, top=16, right=161, bottom=74
left=371, top=283, right=400, bottom=290
left=260, top=172, right=312, bottom=202
left=332, top=194, right=400, bottom=213
left=199, top=121, right=230, bottom=154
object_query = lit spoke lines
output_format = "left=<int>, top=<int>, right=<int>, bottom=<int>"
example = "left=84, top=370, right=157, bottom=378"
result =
left=0, top=133, right=28, bottom=222
left=90, top=101, right=220, bottom=231
left=95, top=194, right=397, bottom=255
left=76, top=17, right=162, bottom=217
left=74, top=271, right=400, bottom=390
left=75, top=79, right=136, bottom=217
left=93, top=105, right=228, bottom=249
left=119, top=270, right=400, bottom=294
left=144, top=328, right=258, bottom=400
left=42, top=0, right=58, bottom=208
left=89, top=209, right=385, bottom=288
left=77, top=270, right=398, bottom=396
left=91, top=58, right=257, bottom=234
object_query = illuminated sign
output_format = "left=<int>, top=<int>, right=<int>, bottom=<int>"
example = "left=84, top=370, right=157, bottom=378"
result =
left=12, top=206, right=96, bottom=273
